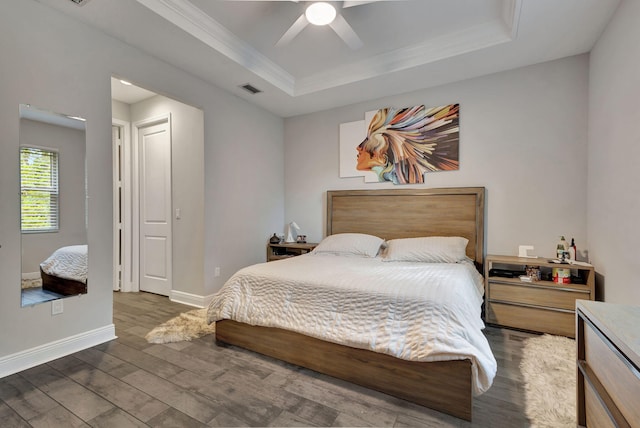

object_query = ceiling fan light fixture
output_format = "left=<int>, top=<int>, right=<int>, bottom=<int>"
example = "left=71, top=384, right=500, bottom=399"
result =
left=305, top=2, right=337, bottom=26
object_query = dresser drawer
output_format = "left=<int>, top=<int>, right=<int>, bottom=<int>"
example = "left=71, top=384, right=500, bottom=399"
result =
left=487, top=302, right=575, bottom=337
left=584, top=323, right=640, bottom=424
left=584, top=379, right=616, bottom=428
left=488, top=281, right=587, bottom=310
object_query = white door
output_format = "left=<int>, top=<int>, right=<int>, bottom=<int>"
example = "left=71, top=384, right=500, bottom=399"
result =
left=138, top=118, right=172, bottom=296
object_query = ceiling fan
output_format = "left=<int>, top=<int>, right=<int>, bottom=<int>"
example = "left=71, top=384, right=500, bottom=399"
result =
left=228, top=1, right=387, bottom=50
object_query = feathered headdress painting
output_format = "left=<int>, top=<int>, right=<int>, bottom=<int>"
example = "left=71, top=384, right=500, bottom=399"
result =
left=340, top=104, right=459, bottom=184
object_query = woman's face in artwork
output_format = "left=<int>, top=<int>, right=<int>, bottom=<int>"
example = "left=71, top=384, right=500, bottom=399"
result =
left=356, top=134, right=387, bottom=171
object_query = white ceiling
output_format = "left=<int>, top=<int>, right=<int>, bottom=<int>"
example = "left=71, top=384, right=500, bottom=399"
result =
left=111, top=77, right=158, bottom=104
left=39, top=0, right=619, bottom=117
left=20, top=103, right=87, bottom=130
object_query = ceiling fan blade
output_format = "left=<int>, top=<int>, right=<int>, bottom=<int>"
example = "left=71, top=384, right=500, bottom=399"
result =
left=329, top=14, right=363, bottom=49
left=342, top=0, right=382, bottom=7
left=275, top=13, right=309, bottom=47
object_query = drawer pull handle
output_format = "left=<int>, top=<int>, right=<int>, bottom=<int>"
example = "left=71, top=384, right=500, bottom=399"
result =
left=490, top=300, right=575, bottom=314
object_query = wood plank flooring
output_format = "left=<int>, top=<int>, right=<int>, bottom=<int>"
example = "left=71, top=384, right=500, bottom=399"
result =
left=0, top=291, right=539, bottom=427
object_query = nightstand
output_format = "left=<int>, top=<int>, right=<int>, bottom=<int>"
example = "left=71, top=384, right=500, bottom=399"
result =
left=484, top=254, right=595, bottom=338
left=266, top=242, right=317, bottom=262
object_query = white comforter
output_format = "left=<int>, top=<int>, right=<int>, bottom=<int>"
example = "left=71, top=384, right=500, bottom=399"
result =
left=206, top=253, right=496, bottom=394
left=40, top=244, right=88, bottom=284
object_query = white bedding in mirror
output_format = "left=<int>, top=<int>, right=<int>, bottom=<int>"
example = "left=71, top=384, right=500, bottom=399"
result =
left=40, top=244, right=88, bottom=284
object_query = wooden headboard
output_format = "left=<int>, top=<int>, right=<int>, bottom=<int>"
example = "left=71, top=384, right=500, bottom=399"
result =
left=327, top=187, right=485, bottom=268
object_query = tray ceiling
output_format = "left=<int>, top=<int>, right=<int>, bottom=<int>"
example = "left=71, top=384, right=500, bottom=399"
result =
left=38, top=0, right=619, bottom=117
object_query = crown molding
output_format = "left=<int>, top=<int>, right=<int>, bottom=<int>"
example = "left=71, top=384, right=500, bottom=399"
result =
left=295, top=19, right=514, bottom=96
left=502, top=0, right=522, bottom=39
left=296, top=0, right=521, bottom=95
left=136, top=0, right=521, bottom=98
left=135, top=0, right=295, bottom=95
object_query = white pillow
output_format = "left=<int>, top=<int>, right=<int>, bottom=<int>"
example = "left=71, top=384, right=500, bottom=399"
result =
left=312, top=233, right=384, bottom=257
left=382, top=236, right=469, bottom=263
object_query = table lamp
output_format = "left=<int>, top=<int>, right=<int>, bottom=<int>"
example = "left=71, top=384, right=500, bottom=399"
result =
left=285, top=221, right=300, bottom=243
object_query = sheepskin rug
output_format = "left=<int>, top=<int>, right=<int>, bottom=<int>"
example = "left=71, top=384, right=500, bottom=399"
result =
left=520, top=333, right=576, bottom=427
left=145, top=308, right=215, bottom=343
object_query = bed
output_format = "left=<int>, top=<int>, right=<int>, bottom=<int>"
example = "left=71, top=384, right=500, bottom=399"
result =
left=209, top=187, right=490, bottom=420
left=40, top=244, right=88, bottom=296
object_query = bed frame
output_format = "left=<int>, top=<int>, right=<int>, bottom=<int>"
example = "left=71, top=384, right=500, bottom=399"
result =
left=41, top=268, right=87, bottom=296
left=216, top=187, right=486, bottom=421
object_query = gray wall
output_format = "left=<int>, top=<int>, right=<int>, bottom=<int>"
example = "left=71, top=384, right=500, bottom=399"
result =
left=284, top=55, right=589, bottom=260
left=588, top=0, right=639, bottom=305
left=20, top=119, right=87, bottom=274
left=0, top=0, right=284, bottom=359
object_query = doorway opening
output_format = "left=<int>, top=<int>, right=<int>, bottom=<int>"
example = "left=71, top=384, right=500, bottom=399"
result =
left=111, top=78, right=172, bottom=296
left=111, top=76, right=205, bottom=305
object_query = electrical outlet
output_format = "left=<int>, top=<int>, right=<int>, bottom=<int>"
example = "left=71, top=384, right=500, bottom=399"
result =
left=52, top=299, right=64, bottom=315
left=214, top=267, right=220, bottom=277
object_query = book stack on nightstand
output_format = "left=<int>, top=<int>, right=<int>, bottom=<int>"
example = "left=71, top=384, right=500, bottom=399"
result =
left=266, top=242, right=317, bottom=262
left=484, top=255, right=595, bottom=338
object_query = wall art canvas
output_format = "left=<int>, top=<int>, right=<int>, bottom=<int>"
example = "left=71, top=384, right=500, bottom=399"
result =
left=339, top=104, right=459, bottom=184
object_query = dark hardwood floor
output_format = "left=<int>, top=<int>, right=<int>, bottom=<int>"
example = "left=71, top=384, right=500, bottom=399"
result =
left=0, top=291, right=537, bottom=427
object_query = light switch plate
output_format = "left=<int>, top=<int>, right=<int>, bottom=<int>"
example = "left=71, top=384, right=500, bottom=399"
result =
left=52, top=299, right=63, bottom=315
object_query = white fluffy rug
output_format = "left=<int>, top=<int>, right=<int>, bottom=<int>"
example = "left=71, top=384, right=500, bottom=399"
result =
left=145, top=308, right=215, bottom=343
left=520, top=334, right=576, bottom=427
left=21, top=277, right=42, bottom=289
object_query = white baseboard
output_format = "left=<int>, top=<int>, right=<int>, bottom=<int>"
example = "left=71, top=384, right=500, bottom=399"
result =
left=0, top=324, right=116, bottom=378
left=170, top=290, right=215, bottom=308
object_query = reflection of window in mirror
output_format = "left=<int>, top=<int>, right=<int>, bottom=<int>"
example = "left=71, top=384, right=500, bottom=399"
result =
left=20, top=146, right=59, bottom=233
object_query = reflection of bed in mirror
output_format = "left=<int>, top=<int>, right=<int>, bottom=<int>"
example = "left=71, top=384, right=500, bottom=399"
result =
left=211, top=187, right=489, bottom=421
left=40, top=245, right=87, bottom=296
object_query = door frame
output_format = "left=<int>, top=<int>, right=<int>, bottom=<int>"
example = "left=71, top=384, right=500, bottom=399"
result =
left=113, top=113, right=173, bottom=293
left=112, top=119, right=133, bottom=292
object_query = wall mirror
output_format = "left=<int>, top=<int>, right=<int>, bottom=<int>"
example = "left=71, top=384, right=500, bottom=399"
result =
left=19, top=104, right=88, bottom=307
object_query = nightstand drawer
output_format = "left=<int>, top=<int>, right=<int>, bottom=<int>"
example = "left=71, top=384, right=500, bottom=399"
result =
left=584, top=322, right=640, bottom=424
left=489, top=281, right=587, bottom=310
left=487, top=302, right=575, bottom=337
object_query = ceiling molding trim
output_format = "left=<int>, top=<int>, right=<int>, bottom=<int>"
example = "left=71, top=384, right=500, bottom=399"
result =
left=502, top=0, right=522, bottom=39
left=294, top=20, right=513, bottom=96
left=135, top=0, right=296, bottom=95
left=133, top=0, right=522, bottom=99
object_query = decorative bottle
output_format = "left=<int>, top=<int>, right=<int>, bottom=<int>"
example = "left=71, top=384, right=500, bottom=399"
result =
left=569, top=238, right=577, bottom=261
left=557, top=236, right=569, bottom=260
